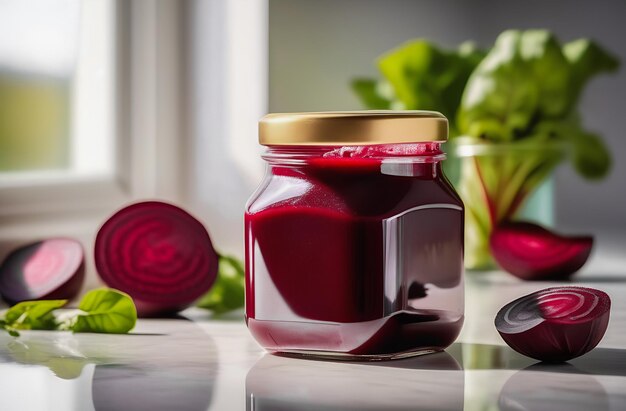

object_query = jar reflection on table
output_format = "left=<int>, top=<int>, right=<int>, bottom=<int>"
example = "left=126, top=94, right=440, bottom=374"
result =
left=246, top=351, right=464, bottom=411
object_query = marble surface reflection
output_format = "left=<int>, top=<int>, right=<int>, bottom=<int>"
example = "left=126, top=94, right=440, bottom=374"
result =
left=499, top=365, right=609, bottom=411
left=0, top=318, right=218, bottom=411
left=457, top=343, right=626, bottom=411
left=246, top=351, right=464, bottom=411
left=244, top=342, right=626, bottom=411
left=1, top=315, right=626, bottom=410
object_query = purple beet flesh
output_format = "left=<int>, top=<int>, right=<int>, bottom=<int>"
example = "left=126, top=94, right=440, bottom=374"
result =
left=94, top=201, right=219, bottom=317
left=490, top=221, right=593, bottom=281
left=495, top=286, right=610, bottom=362
left=0, top=238, right=85, bottom=304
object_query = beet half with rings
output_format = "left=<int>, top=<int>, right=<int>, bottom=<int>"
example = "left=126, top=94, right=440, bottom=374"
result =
left=495, top=286, right=610, bottom=362
left=94, top=201, right=218, bottom=317
left=0, top=238, right=85, bottom=305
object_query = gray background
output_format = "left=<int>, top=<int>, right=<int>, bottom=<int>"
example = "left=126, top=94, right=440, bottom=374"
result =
left=268, top=0, right=626, bottom=232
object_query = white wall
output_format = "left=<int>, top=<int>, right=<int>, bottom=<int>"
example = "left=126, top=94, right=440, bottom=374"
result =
left=269, top=0, right=626, bottom=232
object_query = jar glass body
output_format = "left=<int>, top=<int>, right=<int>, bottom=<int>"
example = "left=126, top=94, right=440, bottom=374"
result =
left=245, top=143, right=464, bottom=359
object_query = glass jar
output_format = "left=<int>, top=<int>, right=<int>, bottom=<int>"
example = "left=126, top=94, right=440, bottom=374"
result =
left=245, top=111, right=464, bottom=360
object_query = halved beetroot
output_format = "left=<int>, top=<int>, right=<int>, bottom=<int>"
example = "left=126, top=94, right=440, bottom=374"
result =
left=495, top=286, right=611, bottom=362
left=94, top=201, right=218, bottom=317
left=0, top=238, right=85, bottom=304
left=490, top=221, right=593, bottom=280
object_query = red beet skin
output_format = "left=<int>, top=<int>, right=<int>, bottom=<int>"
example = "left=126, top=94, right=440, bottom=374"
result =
left=0, top=238, right=85, bottom=304
left=94, top=201, right=218, bottom=317
left=495, top=287, right=611, bottom=362
left=490, top=221, right=593, bottom=280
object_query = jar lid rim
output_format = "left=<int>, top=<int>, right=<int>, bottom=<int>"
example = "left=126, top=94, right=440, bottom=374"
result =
left=259, top=110, right=448, bottom=146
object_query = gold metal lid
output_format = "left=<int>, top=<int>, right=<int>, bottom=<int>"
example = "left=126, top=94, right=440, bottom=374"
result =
left=259, top=111, right=448, bottom=146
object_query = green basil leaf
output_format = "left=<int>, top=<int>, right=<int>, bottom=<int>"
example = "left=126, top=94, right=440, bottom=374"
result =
left=72, top=288, right=136, bottom=334
left=196, top=255, right=245, bottom=315
left=0, top=319, right=15, bottom=336
left=4, top=300, right=67, bottom=330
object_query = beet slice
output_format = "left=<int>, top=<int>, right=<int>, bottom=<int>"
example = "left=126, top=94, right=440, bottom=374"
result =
left=490, top=221, right=593, bottom=280
left=94, top=201, right=218, bottom=317
left=0, top=238, right=85, bottom=304
left=495, top=286, right=611, bottom=362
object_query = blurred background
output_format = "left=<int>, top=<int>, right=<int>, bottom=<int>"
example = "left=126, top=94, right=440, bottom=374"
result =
left=0, top=0, right=624, bottom=288
left=269, top=0, right=626, bottom=232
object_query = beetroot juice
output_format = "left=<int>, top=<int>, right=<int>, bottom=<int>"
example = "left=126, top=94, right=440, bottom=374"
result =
left=245, top=112, right=464, bottom=360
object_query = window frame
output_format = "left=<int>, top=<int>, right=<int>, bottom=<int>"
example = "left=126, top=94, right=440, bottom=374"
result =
left=0, top=0, right=269, bottom=264
left=0, top=0, right=189, bottom=233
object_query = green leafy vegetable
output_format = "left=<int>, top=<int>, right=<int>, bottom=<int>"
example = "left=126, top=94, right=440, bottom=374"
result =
left=351, top=79, right=392, bottom=110
left=563, top=38, right=619, bottom=103
left=520, top=30, right=572, bottom=117
left=352, top=40, right=483, bottom=134
left=4, top=299, right=67, bottom=330
left=352, top=29, right=618, bottom=180
left=196, top=255, right=245, bottom=314
left=375, top=40, right=484, bottom=135
left=351, top=29, right=619, bottom=269
left=533, top=118, right=612, bottom=179
left=0, top=288, right=137, bottom=336
left=72, top=288, right=137, bottom=334
left=458, top=29, right=617, bottom=174
left=459, top=30, right=541, bottom=141
left=354, top=39, right=485, bottom=183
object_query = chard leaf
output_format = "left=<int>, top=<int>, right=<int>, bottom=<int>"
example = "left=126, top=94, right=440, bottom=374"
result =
left=534, top=120, right=611, bottom=179
left=563, top=39, right=619, bottom=102
left=72, top=288, right=136, bottom=334
left=351, top=30, right=617, bottom=186
left=460, top=30, right=619, bottom=143
left=196, top=255, right=245, bottom=315
left=4, top=300, right=67, bottom=330
left=459, top=30, right=540, bottom=141
left=571, top=132, right=611, bottom=179
left=351, top=78, right=392, bottom=109
left=457, top=40, right=486, bottom=66
left=377, top=39, right=484, bottom=134
left=519, top=30, right=572, bottom=117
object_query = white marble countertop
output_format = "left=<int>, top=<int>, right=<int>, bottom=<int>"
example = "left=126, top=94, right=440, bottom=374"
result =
left=0, top=233, right=625, bottom=411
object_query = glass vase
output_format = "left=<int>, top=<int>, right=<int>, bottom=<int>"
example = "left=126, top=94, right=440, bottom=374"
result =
left=452, top=138, right=565, bottom=270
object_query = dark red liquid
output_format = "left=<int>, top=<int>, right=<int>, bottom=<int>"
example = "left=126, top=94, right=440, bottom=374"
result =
left=245, top=146, right=464, bottom=357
